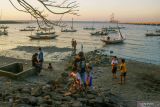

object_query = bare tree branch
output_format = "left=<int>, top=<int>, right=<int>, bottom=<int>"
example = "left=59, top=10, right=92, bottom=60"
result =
left=9, top=0, right=79, bottom=29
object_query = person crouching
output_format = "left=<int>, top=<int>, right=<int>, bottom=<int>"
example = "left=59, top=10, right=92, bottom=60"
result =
left=32, top=53, right=41, bottom=74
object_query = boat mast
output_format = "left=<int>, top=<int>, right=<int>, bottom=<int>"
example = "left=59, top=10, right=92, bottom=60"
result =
left=117, top=22, right=123, bottom=39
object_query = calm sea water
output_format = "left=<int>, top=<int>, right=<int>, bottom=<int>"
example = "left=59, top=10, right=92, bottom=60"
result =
left=0, top=22, right=160, bottom=64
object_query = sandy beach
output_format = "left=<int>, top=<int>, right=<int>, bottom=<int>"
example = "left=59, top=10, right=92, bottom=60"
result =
left=0, top=49, right=159, bottom=107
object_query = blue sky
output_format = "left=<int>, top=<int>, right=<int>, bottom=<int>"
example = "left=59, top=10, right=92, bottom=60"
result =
left=0, top=0, right=160, bottom=22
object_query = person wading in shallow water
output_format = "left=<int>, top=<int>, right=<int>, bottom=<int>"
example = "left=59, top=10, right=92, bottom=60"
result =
left=48, top=63, right=53, bottom=71
left=119, top=59, right=127, bottom=85
left=71, top=38, right=74, bottom=49
left=73, top=40, right=77, bottom=54
left=111, top=56, right=118, bottom=79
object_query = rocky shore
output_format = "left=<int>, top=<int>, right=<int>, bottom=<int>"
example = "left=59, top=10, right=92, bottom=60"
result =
left=0, top=50, right=160, bottom=107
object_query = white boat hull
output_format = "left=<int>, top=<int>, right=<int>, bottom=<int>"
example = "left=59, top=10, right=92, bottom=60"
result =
left=101, top=39, right=124, bottom=44
left=36, top=32, right=55, bottom=35
left=28, top=35, right=58, bottom=40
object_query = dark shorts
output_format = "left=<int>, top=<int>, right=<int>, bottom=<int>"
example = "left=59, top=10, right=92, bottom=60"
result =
left=121, top=72, right=127, bottom=77
left=81, top=68, right=85, bottom=73
left=112, top=67, right=117, bottom=74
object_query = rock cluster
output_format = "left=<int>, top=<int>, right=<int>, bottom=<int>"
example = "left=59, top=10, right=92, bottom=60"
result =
left=0, top=72, right=126, bottom=107
left=85, top=50, right=110, bottom=66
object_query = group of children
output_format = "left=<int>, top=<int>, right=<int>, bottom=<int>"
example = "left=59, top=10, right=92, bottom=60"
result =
left=111, top=56, right=127, bottom=84
left=69, top=52, right=93, bottom=92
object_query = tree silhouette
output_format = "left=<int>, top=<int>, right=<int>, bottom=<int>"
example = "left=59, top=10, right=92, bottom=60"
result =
left=9, top=0, right=79, bottom=29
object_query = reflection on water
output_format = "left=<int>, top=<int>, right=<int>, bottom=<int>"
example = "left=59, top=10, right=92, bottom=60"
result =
left=0, top=22, right=160, bottom=64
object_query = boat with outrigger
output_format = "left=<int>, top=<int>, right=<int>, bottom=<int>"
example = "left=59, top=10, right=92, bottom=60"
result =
left=28, top=27, right=57, bottom=40
left=101, top=28, right=125, bottom=44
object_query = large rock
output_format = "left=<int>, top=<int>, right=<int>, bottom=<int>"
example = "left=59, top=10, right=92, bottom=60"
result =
left=61, top=96, right=73, bottom=101
left=95, top=96, right=104, bottom=103
left=44, top=99, right=52, bottom=105
left=72, top=101, right=83, bottom=107
left=52, top=94, right=63, bottom=101
left=29, top=96, right=38, bottom=106
left=31, top=86, right=42, bottom=96
left=87, top=94, right=95, bottom=99
left=21, top=87, right=31, bottom=94
left=77, top=98, right=88, bottom=103
left=20, top=97, right=30, bottom=104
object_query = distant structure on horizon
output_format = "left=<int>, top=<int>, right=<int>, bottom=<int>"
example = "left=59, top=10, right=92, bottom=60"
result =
left=109, top=13, right=119, bottom=23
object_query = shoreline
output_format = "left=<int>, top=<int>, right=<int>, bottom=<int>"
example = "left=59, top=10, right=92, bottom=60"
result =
left=0, top=50, right=159, bottom=106
left=121, top=22, right=160, bottom=26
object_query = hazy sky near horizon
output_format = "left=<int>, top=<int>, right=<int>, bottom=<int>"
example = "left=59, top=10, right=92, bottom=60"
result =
left=0, top=0, right=160, bottom=22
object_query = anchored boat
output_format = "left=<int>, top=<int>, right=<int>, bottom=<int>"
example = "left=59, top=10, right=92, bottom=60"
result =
left=28, top=34, right=58, bottom=39
left=29, top=27, right=57, bottom=40
left=101, top=28, right=125, bottom=44
left=61, top=18, right=77, bottom=32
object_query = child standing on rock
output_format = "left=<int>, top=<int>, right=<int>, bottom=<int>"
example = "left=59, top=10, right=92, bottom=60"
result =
left=86, top=63, right=93, bottom=89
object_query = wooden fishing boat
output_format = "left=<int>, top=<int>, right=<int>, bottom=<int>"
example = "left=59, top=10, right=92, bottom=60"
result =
left=20, top=28, right=35, bottom=31
left=61, top=18, right=77, bottom=32
left=61, top=29, right=77, bottom=32
left=101, top=38, right=124, bottom=44
left=36, top=31, right=55, bottom=35
left=101, top=28, right=125, bottom=44
left=28, top=34, right=58, bottom=39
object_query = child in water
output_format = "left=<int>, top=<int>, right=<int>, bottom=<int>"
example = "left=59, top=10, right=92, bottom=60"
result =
left=48, top=63, right=53, bottom=71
